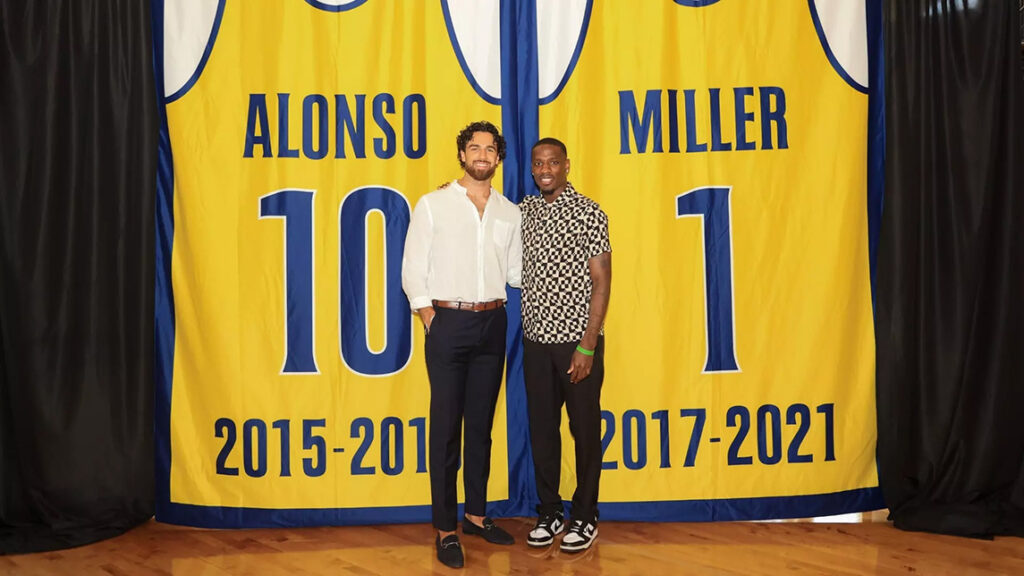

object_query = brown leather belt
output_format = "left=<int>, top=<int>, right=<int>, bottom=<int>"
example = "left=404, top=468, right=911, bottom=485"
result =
left=432, top=299, right=504, bottom=312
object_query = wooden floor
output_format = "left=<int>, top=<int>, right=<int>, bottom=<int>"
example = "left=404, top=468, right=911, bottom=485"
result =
left=3, top=514, right=1023, bottom=575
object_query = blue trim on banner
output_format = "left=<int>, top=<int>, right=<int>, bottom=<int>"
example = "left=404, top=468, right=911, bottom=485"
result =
left=865, top=0, right=884, bottom=300
left=156, top=487, right=883, bottom=527
left=166, top=0, right=226, bottom=103
left=498, top=2, right=539, bottom=202
left=305, top=0, right=368, bottom=13
left=152, top=0, right=178, bottom=522
left=807, top=0, right=869, bottom=94
left=673, top=0, right=722, bottom=7
left=600, top=487, right=886, bottom=522
left=159, top=502, right=432, bottom=529
left=489, top=0, right=539, bottom=519
left=440, top=1, right=502, bottom=105
left=538, top=0, right=593, bottom=105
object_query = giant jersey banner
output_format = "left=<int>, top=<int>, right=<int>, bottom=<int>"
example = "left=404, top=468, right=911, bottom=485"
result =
left=155, top=0, right=884, bottom=526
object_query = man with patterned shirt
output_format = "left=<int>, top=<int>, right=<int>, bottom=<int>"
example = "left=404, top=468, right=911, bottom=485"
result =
left=520, top=137, right=611, bottom=553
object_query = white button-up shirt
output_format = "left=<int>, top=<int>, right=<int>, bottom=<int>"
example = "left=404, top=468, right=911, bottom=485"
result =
left=402, top=180, right=522, bottom=310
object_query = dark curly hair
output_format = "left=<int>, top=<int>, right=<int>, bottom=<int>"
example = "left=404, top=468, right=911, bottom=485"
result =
left=456, top=121, right=506, bottom=168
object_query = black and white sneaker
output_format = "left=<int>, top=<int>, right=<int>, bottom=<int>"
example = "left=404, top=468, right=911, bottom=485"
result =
left=559, top=519, right=597, bottom=553
left=527, top=512, right=565, bottom=547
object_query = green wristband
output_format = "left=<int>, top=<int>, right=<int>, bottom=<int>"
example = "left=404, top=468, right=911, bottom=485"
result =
left=576, top=344, right=595, bottom=356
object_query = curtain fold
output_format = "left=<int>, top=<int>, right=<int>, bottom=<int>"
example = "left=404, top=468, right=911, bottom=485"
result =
left=0, top=0, right=156, bottom=554
left=876, top=0, right=1024, bottom=538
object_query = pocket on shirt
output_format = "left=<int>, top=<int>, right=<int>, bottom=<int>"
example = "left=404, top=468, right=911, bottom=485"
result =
left=492, top=219, right=511, bottom=245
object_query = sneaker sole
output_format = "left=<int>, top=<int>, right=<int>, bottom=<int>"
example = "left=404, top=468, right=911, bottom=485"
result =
left=559, top=531, right=597, bottom=553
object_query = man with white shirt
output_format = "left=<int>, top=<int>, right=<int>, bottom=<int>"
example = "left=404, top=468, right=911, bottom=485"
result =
left=401, top=121, right=522, bottom=569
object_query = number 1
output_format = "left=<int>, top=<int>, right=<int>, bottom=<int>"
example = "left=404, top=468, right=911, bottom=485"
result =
left=259, top=189, right=319, bottom=374
left=676, top=186, right=740, bottom=373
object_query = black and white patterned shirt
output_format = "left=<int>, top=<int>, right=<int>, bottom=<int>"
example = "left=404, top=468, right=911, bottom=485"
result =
left=520, top=183, right=611, bottom=344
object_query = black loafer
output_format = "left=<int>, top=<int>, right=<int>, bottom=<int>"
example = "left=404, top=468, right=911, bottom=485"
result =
left=462, top=516, right=515, bottom=545
left=435, top=534, right=464, bottom=569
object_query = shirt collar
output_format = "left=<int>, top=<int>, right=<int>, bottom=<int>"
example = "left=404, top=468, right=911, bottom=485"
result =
left=546, top=181, right=577, bottom=207
left=450, top=179, right=498, bottom=204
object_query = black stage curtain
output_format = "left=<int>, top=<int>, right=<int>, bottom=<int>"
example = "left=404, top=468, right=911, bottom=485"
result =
left=876, top=0, right=1024, bottom=538
left=0, top=1, right=155, bottom=553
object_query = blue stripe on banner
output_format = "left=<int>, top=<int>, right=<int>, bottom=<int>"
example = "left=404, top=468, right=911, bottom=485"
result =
left=866, top=0, right=885, bottom=303
left=673, top=0, right=723, bottom=6
left=600, top=487, right=886, bottom=522
left=151, top=0, right=178, bottom=522
left=304, top=0, right=369, bottom=13
left=155, top=487, right=885, bottom=527
left=499, top=0, right=539, bottom=205
left=489, top=0, right=539, bottom=519
left=159, top=502, right=433, bottom=529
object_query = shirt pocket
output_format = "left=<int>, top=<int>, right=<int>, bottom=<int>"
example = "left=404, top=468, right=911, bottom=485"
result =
left=492, top=219, right=512, bottom=246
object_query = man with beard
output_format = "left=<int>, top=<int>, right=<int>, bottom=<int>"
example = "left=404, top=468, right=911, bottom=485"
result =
left=520, top=138, right=611, bottom=553
left=401, top=121, right=522, bottom=569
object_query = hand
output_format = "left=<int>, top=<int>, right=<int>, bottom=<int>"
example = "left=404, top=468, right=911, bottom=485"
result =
left=418, top=307, right=436, bottom=333
left=566, top=350, right=594, bottom=384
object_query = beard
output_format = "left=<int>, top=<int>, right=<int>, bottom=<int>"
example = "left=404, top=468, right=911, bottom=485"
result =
left=539, top=182, right=560, bottom=195
left=536, top=177, right=564, bottom=195
left=465, top=163, right=497, bottom=182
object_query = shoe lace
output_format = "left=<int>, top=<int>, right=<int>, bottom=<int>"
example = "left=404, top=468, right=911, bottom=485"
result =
left=538, top=513, right=560, bottom=528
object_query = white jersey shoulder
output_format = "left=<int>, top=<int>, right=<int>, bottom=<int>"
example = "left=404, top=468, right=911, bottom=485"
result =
left=810, top=0, right=869, bottom=90
left=443, top=0, right=590, bottom=102
left=161, top=0, right=221, bottom=100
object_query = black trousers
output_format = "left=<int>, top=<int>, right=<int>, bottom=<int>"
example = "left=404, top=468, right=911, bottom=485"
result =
left=424, top=306, right=507, bottom=531
left=523, top=336, right=604, bottom=525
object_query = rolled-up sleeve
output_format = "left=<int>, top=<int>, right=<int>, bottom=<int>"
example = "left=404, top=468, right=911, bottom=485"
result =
left=585, top=207, right=611, bottom=258
left=401, top=196, right=434, bottom=310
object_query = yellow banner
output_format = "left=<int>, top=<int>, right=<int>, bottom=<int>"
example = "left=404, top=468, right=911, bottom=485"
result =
left=155, top=0, right=882, bottom=526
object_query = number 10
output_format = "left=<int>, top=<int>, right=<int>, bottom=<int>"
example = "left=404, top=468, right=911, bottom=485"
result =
left=258, top=187, right=413, bottom=377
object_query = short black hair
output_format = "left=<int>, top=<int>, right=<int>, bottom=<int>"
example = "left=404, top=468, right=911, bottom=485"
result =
left=456, top=121, right=506, bottom=168
left=531, top=137, right=567, bottom=155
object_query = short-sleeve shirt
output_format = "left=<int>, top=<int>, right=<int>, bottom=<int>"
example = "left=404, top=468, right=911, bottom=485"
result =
left=520, top=183, right=611, bottom=344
